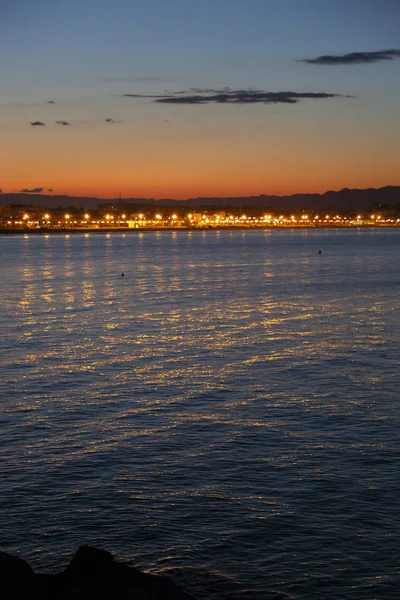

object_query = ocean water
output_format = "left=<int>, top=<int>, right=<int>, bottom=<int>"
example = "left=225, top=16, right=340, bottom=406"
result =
left=0, top=228, right=399, bottom=599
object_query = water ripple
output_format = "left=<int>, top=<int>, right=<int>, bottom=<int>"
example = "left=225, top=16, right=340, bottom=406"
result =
left=0, top=229, right=399, bottom=599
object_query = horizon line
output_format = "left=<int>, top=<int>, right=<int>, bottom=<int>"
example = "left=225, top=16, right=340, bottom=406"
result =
left=0, top=184, right=398, bottom=202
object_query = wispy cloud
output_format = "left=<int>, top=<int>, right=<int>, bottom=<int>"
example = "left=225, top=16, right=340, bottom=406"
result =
left=55, top=120, right=72, bottom=126
left=105, top=117, right=123, bottom=124
left=123, top=88, right=347, bottom=105
left=19, top=187, right=44, bottom=193
left=30, top=121, right=46, bottom=126
left=302, top=49, right=400, bottom=65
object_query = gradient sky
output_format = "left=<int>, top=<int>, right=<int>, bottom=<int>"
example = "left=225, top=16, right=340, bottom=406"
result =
left=1, top=0, right=399, bottom=199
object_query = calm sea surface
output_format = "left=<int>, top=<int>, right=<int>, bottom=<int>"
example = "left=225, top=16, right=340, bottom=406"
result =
left=1, top=229, right=399, bottom=599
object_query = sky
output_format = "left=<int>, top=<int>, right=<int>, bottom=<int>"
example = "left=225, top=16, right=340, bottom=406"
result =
left=1, top=0, right=399, bottom=199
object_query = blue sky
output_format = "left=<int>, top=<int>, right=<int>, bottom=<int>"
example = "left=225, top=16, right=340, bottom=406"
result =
left=1, top=0, right=399, bottom=198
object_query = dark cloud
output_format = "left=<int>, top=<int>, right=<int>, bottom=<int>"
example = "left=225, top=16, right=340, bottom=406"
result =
left=47, top=100, right=57, bottom=104
left=123, top=88, right=346, bottom=105
left=30, top=121, right=46, bottom=126
left=55, top=120, right=72, bottom=126
left=302, top=49, right=400, bottom=65
left=179, top=87, right=233, bottom=94
left=105, top=118, right=123, bottom=124
left=122, top=94, right=149, bottom=98
left=19, top=187, right=44, bottom=193
left=48, top=188, right=53, bottom=192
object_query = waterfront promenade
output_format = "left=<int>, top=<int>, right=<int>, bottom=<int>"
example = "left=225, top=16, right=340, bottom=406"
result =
left=1, top=212, right=399, bottom=233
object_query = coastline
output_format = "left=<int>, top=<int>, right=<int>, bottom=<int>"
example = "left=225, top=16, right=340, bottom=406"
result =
left=1, top=224, right=398, bottom=235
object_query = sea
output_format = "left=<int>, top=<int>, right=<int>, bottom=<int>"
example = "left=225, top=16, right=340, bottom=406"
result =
left=0, top=228, right=399, bottom=599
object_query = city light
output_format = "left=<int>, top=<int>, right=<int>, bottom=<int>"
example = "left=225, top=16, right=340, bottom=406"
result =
left=1, top=207, right=398, bottom=231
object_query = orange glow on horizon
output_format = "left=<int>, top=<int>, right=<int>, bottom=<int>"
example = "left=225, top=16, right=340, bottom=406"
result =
left=11, top=173, right=398, bottom=201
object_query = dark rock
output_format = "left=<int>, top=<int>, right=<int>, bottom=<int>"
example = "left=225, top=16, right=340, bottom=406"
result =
left=1, top=546, right=196, bottom=600
left=52, top=546, right=195, bottom=599
left=61, top=546, right=117, bottom=579
left=33, top=573, right=65, bottom=600
left=0, top=550, right=35, bottom=599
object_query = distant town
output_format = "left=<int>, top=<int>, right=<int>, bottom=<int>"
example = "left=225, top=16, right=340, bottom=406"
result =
left=1, top=202, right=399, bottom=232
left=1, top=186, right=400, bottom=232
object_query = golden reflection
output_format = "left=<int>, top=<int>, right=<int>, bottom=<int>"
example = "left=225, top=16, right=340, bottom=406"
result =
left=81, top=280, right=95, bottom=307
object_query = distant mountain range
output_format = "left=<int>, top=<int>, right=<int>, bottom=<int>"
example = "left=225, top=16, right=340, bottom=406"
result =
left=1, top=186, right=399, bottom=211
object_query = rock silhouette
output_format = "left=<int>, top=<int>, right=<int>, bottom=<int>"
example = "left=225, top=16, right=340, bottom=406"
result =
left=0, top=550, right=35, bottom=599
left=0, top=546, right=196, bottom=599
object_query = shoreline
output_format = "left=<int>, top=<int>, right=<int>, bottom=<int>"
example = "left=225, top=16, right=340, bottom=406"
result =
left=1, top=224, right=398, bottom=235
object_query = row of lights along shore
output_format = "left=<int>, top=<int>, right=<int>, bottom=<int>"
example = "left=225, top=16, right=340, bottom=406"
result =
left=2, top=212, right=400, bottom=228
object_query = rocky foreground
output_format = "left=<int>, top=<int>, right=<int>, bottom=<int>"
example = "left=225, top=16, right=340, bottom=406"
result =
left=1, top=545, right=196, bottom=599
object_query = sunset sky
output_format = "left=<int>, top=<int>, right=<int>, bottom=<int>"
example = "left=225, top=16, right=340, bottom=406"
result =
left=1, top=0, right=399, bottom=199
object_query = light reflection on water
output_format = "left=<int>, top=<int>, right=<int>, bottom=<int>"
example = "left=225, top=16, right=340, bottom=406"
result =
left=0, top=229, right=399, bottom=599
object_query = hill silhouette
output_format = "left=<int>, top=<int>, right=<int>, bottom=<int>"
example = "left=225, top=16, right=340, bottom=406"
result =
left=1, top=186, right=399, bottom=211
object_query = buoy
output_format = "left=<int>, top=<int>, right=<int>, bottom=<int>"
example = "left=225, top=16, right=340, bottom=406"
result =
left=121, top=273, right=125, bottom=277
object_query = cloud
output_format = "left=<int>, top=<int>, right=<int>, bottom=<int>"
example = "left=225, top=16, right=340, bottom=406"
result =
left=47, top=100, right=57, bottom=104
left=19, top=188, right=44, bottom=193
left=30, top=121, right=46, bottom=126
left=178, top=87, right=233, bottom=95
left=123, top=88, right=346, bottom=105
left=302, top=49, right=400, bottom=65
left=55, top=120, right=72, bottom=126
left=122, top=94, right=149, bottom=98
left=48, top=188, right=53, bottom=192
left=105, top=118, right=123, bottom=124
